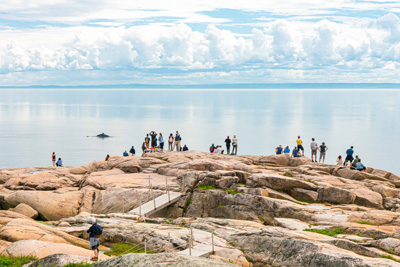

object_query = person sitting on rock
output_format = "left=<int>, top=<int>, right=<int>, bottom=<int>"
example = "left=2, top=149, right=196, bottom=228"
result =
left=351, top=155, right=360, bottom=167
left=276, top=145, right=283, bottom=155
left=356, top=158, right=366, bottom=172
left=336, top=155, right=344, bottom=166
left=87, top=218, right=102, bottom=261
left=123, top=150, right=129, bottom=157
left=291, top=146, right=300, bottom=158
left=183, top=144, right=189, bottom=151
left=209, top=144, right=215, bottom=153
left=56, top=158, right=63, bottom=167
left=283, top=146, right=290, bottom=155
left=105, top=154, right=110, bottom=161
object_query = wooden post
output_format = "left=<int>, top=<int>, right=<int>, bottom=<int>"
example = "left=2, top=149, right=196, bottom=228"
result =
left=166, top=177, right=171, bottom=202
left=144, top=238, right=147, bottom=254
left=211, top=232, right=214, bottom=254
left=188, top=236, right=191, bottom=256
left=148, top=175, right=151, bottom=192
left=190, top=227, right=194, bottom=248
left=139, top=194, right=142, bottom=216
left=152, top=189, right=156, bottom=210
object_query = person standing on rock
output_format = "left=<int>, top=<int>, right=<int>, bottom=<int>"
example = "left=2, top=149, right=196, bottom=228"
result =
left=159, top=133, right=164, bottom=150
left=231, top=135, right=238, bottom=155
left=276, top=145, right=283, bottom=155
left=318, top=142, right=328, bottom=164
left=145, top=134, right=150, bottom=149
left=52, top=152, right=56, bottom=166
left=150, top=131, right=158, bottom=148
left=129, top=146, right=135, bottom=156
left=225, top=136, right=231, bottom=155
left=344, top=146, right=354, bottom=166
left=310, top=138, right=318, bottom=162
left=168, top=133, right=174, bottom=151
left=296, top=136, right=304, bottom=156
left=87, top=218, right=102, bottom=261
left=174, top=131, right=181, bottom=151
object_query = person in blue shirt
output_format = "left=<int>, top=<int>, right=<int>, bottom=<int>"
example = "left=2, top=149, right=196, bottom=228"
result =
left=356, top=158, right=366, bottom=172
left=292, top=146, right=300, bottom=157
left=183, top=144, right=189, bottom=151
left=283, top=146, right=290, bottom=155
left=158, top=133, right=164, bottom=150
left=345, top=146, right=354, bottom=166
left=56, top=158, right=63, bottom=167
left=123, top=150, right=129, bottom=156
left=276, top=145, right=283, bottom=155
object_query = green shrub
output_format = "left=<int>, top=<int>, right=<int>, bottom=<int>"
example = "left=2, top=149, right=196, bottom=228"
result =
left=227, top=189, right=243, bottom=195
left=357, top=221, right=372, bottom=225
left=197, top=185, right=216, bottom=190
left=64, top=263, right=94, bottom=267
left=0, top=256, right=37, bottom=267
left=381, top=254, right=400, bottom=262
left=303, top=228, right=344, bottom=237
left=104, top=243, right=154, bottom=256
left=283, top=172, right=293, bottom=177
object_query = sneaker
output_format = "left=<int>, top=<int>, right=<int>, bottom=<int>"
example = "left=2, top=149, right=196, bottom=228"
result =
left=91, top=257, right=98, bottom=261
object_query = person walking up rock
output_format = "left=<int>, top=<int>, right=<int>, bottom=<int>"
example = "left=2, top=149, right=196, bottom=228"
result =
left=225, top=136, right=231, bottom=155
left=87, top=218, right=102, bottom=261
left=231, top=135, right=238, bottom=155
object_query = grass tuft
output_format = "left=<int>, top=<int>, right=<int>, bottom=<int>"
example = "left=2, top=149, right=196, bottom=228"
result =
left=197, top=185, right=216, bottom=190
left=303, top=228, right=344, bottom=237
left=104, top=243, right=154, bottom=256
left=0, top=256, right=37, bottom=267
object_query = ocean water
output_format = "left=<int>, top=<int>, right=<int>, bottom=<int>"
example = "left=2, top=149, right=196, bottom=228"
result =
left=0, top=89, right=399, bottom=175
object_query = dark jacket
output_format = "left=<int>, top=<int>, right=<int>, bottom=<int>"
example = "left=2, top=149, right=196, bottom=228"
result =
left=87, top=223, right=101, bottom=238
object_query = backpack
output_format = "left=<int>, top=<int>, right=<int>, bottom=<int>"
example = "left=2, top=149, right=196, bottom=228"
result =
left=169, top=136, right=173, bottom=142
left=93, top=224, right=103, bottom=237
left=209, top=146, right=214, bottom=152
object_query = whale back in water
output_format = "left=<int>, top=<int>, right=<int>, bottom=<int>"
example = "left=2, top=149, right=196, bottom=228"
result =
left=97, top=133, right=110, bottom=138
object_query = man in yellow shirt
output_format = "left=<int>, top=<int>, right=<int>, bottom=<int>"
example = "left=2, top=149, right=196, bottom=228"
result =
left=296, top=136, right=304, bottom=156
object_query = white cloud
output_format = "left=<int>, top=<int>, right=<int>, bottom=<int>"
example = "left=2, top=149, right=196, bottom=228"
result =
left=1, top=13, right=400, bottom=85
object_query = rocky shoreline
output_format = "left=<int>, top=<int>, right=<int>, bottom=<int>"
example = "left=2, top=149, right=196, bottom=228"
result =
left=1, top=151, right=400, bottom=266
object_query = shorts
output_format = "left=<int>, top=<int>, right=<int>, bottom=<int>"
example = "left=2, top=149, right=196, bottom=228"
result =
left=311, top=149, right=317, bottom=156
left=345, top=155, right=354, bottom=162
left=320, top=152, right=326, bottom=160
left=89, top=237, right=100, bottom=250
left=297, top=145, right=304, bottom=151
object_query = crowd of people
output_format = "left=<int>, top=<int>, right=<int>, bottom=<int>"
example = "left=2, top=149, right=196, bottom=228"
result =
left=274, top=136, right=367, bottom=171
left=52, top=133, right=367, bottom=172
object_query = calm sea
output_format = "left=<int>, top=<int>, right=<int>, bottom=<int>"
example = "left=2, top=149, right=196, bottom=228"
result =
left=0, top=89, right=399, bottom=175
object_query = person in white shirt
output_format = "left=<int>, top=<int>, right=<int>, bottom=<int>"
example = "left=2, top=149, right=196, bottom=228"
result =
left=231, top=135, right=238, bottom=155
left=215, top=146, right=223, bottom=154
left=310, top=138, right=318, bottom=162
left=336, top=155, right=344, bottom=166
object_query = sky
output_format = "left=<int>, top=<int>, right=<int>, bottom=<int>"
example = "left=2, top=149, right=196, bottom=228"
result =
left=0, top=0, right=400, bottom=86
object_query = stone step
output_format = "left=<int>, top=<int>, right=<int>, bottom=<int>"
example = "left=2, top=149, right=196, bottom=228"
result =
left=177, top=248, right=210, bottom=258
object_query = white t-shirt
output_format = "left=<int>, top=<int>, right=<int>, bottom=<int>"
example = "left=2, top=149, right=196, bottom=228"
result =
left=215, top=147, right=223, bottom=154
left=336, top=158, right=344, bottom=165
left=310, top=141, right=318, bottom=150
left=232, top=138, right=238, bottom=145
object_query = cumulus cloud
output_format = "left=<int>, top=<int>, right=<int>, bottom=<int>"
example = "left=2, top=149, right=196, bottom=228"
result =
left=1, top=13, right=400, bottom=85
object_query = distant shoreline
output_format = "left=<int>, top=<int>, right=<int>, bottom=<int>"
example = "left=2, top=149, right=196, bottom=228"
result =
left=2, top=83, right=400, bottom=90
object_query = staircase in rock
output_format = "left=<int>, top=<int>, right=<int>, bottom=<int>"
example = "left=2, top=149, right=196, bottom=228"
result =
left=128, top=192, right=181, bottom=217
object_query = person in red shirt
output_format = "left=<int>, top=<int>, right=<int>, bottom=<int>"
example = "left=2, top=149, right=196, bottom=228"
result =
left=52, top=152, right=56, bottom=166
